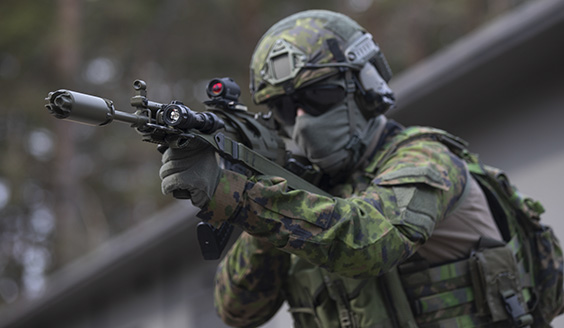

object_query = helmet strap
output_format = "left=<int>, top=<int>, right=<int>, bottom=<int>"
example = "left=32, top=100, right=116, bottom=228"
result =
left=326, top=38, right=347, bottom=62
left=315, top=39, right=365, bottom=167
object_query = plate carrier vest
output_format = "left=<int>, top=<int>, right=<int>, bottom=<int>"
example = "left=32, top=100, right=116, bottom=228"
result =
left=283, top=127, right=564, bottom=328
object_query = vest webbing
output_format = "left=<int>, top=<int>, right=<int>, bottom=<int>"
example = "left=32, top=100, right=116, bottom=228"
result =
left=394, top=235, right=532, bottom=327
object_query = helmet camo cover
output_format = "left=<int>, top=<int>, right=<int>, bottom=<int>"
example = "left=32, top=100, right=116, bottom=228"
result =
left=250, top=10, right=368, bottom=104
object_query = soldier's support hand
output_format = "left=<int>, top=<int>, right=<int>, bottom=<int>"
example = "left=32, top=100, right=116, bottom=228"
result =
left=159, top=137, right=221, bottom=208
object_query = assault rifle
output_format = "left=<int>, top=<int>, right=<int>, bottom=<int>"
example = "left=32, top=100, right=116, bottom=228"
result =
left=45, top=78, right=328, bottom=260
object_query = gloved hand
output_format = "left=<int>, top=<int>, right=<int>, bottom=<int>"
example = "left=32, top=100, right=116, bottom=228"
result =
left=159, top=137, right=221, bottom=208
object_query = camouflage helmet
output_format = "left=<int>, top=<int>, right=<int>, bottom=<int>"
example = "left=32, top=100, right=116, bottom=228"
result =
left=250, top=10, right=393, bottom=114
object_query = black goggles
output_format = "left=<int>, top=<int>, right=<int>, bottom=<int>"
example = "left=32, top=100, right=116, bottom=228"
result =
left=268, top=84, right=347, bottom=126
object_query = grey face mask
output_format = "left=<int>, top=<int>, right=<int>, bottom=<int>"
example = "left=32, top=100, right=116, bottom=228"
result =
left=292, top=103, right=356, bottom=176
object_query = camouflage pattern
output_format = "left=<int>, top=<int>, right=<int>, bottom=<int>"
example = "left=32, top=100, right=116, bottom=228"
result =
left=213, top=232, right=290, bottom=327
left=250, top=10, right=365, bottom=104
left=203, top=123, right=471, bottom=326
left=399, top=252, right=510, bottom=326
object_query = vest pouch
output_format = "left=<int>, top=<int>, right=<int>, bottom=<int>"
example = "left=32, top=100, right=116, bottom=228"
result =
left=469, top=245, right=533, bottom=327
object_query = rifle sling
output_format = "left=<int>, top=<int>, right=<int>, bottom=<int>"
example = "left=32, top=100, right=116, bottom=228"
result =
left=193, top=131, right=331, bottom=198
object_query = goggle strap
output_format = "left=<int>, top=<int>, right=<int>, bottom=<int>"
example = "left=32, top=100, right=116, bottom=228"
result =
left=283, top=80, right=296, bottom=95
left=326, top=38, right=346, bottom=63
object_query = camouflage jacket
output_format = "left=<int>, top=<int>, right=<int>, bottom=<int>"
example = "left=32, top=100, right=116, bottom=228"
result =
left=200, top=122, right=469, bottom=327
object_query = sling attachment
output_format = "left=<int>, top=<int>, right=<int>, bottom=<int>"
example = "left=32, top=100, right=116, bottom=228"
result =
left=215, top=133, right=238, bottom=160
left=323, top=275, right=359, bottom=328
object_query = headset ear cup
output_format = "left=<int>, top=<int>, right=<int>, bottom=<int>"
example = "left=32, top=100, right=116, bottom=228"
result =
left=354, top=63, right=395, bottom=118
left=354, top=89, right=377, bottom=118
left=354, top=89, right=391, bottom=117
left=370, top=51, right=393, bottom=83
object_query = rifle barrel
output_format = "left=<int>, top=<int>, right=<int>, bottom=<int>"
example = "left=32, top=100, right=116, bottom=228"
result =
left=45, top=89, right=151, bottom=127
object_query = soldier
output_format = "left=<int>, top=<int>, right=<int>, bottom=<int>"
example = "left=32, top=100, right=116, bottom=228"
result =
left=160, top=10, right=562, bottom=327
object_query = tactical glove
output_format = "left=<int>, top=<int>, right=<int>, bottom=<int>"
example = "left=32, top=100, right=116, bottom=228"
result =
left=159, top=137, right=221, bottom=208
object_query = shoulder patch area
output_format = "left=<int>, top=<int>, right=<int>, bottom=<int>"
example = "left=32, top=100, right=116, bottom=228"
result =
left=376, top=166, right=450, bottom=191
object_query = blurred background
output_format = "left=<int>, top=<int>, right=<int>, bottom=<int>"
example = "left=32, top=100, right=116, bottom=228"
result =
left=2, top=0, right=563, bottom=327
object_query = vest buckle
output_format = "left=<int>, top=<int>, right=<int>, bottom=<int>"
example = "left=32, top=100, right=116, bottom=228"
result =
left=500, top=289, right=533, bottom=327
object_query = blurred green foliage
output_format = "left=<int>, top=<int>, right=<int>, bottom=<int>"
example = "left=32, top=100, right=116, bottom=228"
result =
left=0, top=0, right=530, bottom=306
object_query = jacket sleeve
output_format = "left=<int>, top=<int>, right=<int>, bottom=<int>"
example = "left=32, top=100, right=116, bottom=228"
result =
left=201, top=139, right=468, bottom=279
left=214, top=232, right=290, bottom=328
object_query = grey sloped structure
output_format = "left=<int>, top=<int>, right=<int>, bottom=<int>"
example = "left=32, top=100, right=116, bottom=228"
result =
left=1, top=0, right=564, bottom=326
left=0, top=201, right=233, bottom=327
